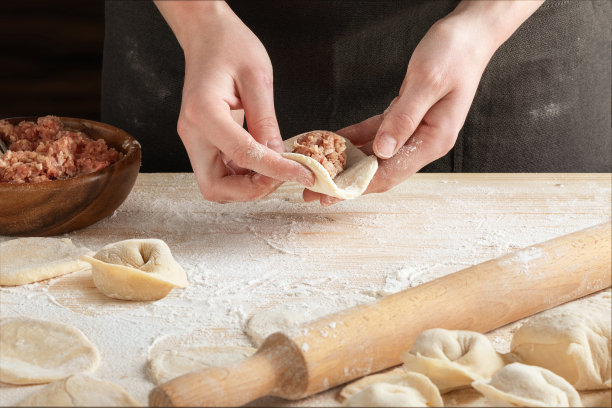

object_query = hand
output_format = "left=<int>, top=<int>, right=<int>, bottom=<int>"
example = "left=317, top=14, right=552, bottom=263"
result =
left=303, top=0, right=543, bottom=206
left=156, top=1, right=314, bottom=203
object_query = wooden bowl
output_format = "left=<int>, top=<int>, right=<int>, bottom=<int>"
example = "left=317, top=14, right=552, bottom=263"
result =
left=0, top=117, right=141, bottom=236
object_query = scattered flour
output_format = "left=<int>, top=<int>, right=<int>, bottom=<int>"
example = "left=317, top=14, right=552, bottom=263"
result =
left=0, top=173, right=609, bottom=406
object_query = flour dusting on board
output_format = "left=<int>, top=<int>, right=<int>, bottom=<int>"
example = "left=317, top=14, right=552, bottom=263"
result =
left=0, top=173, right=609, bottom=406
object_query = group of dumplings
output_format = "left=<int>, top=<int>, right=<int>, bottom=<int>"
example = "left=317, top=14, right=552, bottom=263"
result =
left=0, top=238, right=190, bottom=406
left=339, top=290, right=611, bottom=407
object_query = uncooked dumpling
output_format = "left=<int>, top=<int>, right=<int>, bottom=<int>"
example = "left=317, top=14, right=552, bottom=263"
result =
left=510, top=290, right=611, bottom=390
left=16, top=374, right=140, bottom=406
left=245, top=294, right=374, bottom=347
left=340, top=368, right=442, bottom=407
left=149, top=345, right=256, bottom=385
left=401, top=328, right=505, bottom=393
left=283, top=131, right=378, bottom=200
left=0, top=317, right=100, bottom=385
left=472, top=362, right=582, bottom=407
left=0, top=237, right=92, bottom=286
left=82, top=239, right=188, bottom=301
left=344, top=382, right=440, bottom=407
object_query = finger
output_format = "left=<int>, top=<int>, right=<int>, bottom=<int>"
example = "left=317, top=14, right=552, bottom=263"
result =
left=365, top=92, right=466, bottom=195
left=230, top=109, right=245, bottom=126
left=336, top=114, right=383, bottom=147
left=220, top=152, right=250, bottom=175
left=211, top=113, right=314, bottom=186
left=237, top=68, right=285, bottom=153
left=302, top=189, right=343, bottom=206
left=320, top=196, right=343, bottom=206
left=373, top=75, right=447, bottom=159
left=182, top=134, right=282, bottom=202
left=359, top=140, right=375, bottom=156
left=302, top=189, right=320, bottom=202
left=208, top=172, right=283, bottom=203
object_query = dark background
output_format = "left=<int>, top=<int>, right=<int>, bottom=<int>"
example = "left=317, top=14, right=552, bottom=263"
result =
left=0, top=0, right=105, bottom=120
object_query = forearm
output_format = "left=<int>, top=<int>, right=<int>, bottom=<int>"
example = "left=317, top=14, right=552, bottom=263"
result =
left=445, top=0, right=545, bottom=57
left=153, top=0, right=229, bottom=55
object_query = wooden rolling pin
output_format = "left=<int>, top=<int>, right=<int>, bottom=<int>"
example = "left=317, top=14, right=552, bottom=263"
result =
left=150, top=221, right=611, bottom=407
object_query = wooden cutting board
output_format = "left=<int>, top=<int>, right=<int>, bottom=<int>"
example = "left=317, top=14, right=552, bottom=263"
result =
left=0, top=173, right=610, bottom=407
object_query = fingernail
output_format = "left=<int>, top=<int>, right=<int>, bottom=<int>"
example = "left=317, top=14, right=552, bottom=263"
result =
left=376, top=133, right=397, bottom=158
left=267, top=139, right=285, bottom=153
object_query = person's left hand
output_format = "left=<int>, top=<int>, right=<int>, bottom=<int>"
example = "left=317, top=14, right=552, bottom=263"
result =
left=303, top=11, right=499, bottom=206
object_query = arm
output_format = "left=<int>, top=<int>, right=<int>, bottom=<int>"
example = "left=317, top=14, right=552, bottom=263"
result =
left=154, top=1, right=314, bottom=203
left=305, top=0, right=545, bottom=205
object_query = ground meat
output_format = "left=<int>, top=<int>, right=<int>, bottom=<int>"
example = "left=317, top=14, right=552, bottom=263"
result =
left=292, top=131, right=347, bottom=179
left=0, top=116, right=122, bottom=183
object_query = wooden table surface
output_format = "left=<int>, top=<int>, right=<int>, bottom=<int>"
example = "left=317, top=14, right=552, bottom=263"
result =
left=1, top=173, right=610, bottom=406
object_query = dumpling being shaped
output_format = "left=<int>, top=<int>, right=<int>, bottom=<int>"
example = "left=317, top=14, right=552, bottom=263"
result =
left=341, top=371, right=443, bottom=407
left=82, top=239, right=188, bottom=301
left=401, top=328, right=505, bottom=393
left=282, top=131, right=378, bottom=200
left=472, top=362, right=582, bottom=407
left=510, top=290, right=611, bottom=390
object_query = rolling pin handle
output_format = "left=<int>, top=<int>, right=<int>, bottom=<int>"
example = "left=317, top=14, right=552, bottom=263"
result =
left=148, top=352, right=277, bottom=407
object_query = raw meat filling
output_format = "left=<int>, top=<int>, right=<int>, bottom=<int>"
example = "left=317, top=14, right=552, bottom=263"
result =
left=0, top=116, right=122, bottom=183
left=292, top=131, right=347, bottom=179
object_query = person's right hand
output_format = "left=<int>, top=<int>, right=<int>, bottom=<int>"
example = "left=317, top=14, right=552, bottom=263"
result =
left=155, top=1, right=314, bottom=203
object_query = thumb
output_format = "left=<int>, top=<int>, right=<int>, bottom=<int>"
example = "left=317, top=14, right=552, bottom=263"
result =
left=373, top=79, right=444, bottom=159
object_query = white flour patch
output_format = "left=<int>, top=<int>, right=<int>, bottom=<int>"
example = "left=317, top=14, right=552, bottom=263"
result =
left=247, top=143, right=266, bottom=161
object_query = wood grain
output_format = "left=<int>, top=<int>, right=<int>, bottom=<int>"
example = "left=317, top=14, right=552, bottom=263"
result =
left=1, top=173, right=609, bottom=407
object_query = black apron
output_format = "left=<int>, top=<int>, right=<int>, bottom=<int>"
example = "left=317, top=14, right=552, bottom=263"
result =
left=101, top=0, right=611, bottom=173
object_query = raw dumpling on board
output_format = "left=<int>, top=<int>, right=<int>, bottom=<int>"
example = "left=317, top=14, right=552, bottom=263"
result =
left=149, top=345, right=256, bottom=385
left=510, top=290, right=611, bottom=390
left=0, top=237, right=91, bottom=286
left=82, top=239, right=188, bottom=301
left=401, top=328, right=505, bottom=393
left=472, top=362, right=582, bottom=407
left=16, top=374, right=140, bottom=407
left=0, top=317, right=100, bottom=385
left=282, top=131, right=378, bottom=200
left=343, top=382, right=441, bottom=407
left=339, top=368, right=442, bottom=407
